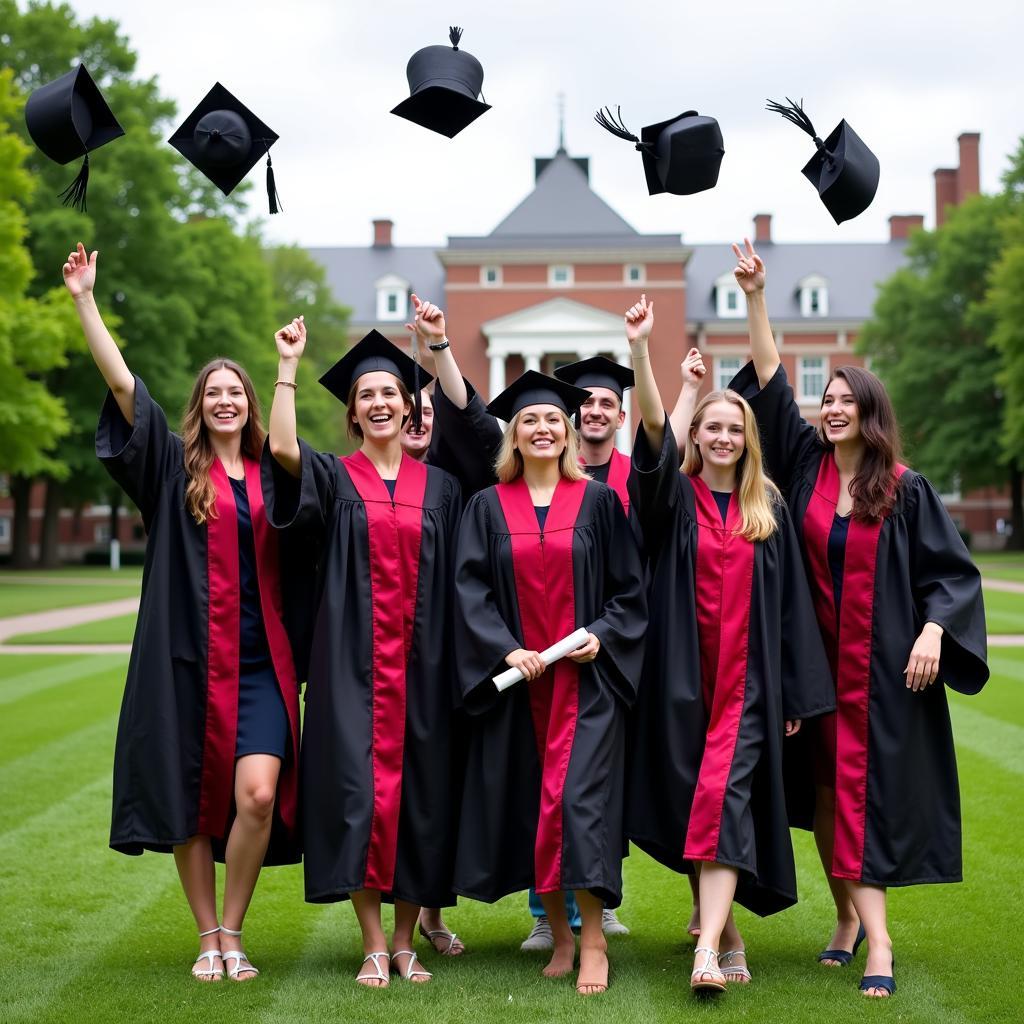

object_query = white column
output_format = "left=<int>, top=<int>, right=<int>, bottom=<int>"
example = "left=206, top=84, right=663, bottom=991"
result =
left=524, top=353, right=542, bottom=373
left=616, top=349, right=632, bottom=453
left=488, top=352, right=506, bottom=400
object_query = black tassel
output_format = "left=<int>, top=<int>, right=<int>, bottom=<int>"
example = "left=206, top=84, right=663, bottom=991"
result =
left=766, top=96, right=826, bottom=152
left=411, top=331, right=422, bottom=431
left=260, top=139, right=282, bottom=214
left=58, top=154, right=90, bottom=212
left=594, top=106, right=654, bottom=153
left=449, top=25, right=463, bottom=49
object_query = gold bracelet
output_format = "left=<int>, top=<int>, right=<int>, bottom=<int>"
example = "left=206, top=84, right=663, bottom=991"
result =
left=275, top=379, right=298, bottom=389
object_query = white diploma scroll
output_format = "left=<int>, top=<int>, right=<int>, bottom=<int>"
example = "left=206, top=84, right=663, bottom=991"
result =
left=492, top=627, right=591, bottom=692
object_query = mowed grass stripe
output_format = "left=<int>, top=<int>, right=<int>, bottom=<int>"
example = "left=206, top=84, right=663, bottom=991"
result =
left=950, top=701, right=1024, bottom=776
left=0, top=653, right=126, bottom=706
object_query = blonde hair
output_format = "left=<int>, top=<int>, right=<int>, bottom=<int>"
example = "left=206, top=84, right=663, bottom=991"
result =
left=682, top=389, right=780, bottom=542
left=182, top=359, right=265, bottom=525
left=494, top=408, right=589, bottom=484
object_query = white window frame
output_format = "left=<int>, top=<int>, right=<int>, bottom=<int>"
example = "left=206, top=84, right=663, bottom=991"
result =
left=0, top=517, right=10, bottom=543
left=375, top=274, right=409, bottom=321
left=548, top=264, right=573, bottom=286
left=714, top=272, right=745, bottom=318
left=714, top=356, right=744, bottom=392
left=94, top=522, right=111, bottom=544
left=624, top=263, right=645, bottom=284
left=797, top=355, right=829, bottom=404
left=480, top=265, right=502, bottom=287
left=798, top=274, right=829, bottom=318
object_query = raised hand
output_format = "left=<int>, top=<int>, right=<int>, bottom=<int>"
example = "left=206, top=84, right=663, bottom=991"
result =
left=624, top=293, right=655, bottom=345
left=406, top=293, right=446, bottom=342
left=275, top=316, right=306, bottom=362
left=62, top=242, right=97, bottom=298
left=681, top=348, right=707, bottom=388
left=732, top=237, right=766, bottom=295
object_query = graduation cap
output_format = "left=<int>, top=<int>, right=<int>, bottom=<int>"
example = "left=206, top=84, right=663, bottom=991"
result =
left=486, top=370, right=591, bottom=422
left=169, top=82, right=283, bottom=214
left=24, top=64, right=125, bottom=212
left=319, top=330, right=433, bottom=430
left=391, top=26, right=491, bottom=138
left=766, top=97, right=880, bottom=225
left=554, top=356, right=634, bottom=400
left=595, top=106, right=724, bottom=196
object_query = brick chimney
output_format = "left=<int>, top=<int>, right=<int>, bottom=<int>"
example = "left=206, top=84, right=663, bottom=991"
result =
left=957, top=132, right=980, bottom=203
left=888, top=214, right=924, bottom=241
left=934, top=168, right=957, bottom=228
left=372, top=218, right=393, bottom=248
left=753, top=213, right=772, bottom=243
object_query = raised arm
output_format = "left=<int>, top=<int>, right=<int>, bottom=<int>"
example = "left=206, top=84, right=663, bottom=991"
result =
left=668, top=348, right=707, bottom=461
left=63, top=243, right=135, bottom=423
left=406, top=293, right=468, bottom=409
left=269, top=316, right=306, bottom=478
left=733, top=237, right=777, bottom=388
left=625, top=293, right=663, bottom=448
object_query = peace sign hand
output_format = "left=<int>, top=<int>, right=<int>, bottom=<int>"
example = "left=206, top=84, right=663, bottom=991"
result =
left=732, top=237, right=766, bottom=295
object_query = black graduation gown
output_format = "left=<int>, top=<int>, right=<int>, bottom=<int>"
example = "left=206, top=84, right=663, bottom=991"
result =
left=96, top=377, right=303, bottom=865
left=426, top=377, right=503, bottom=497
left=625, top=418, right=835, bottom=916
left=262, top=441, right=462, bottom=905
left=452, top=478, right=647, bottom=907
left=730, top=362, right=989, bottom=886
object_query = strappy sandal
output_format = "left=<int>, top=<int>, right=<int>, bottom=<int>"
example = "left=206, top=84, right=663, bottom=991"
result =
left=719, top=949, right=752, bottom=983
left=355, top=951, right=391, bottom=987
left=220, top=926, right=259, bottom=981
left=818, top=922, right=866, bottom=966
left=690, top=947, right=726, bottom=993
left=418, top=922, right=464, bottom=956
left=860, top=954, right=896, bottom=997
left=391, top=949, right=433, bottom=983
left=192, top=926, right=224, bottom=982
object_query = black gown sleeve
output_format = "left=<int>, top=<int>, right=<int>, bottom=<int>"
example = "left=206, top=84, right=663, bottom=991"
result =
left=586, top=487, right=648, bottom=707
left=729, top=362, right=822, bottom=496
left=453, top=491, right=523, bottom=715
left=776, top=499, right=837, bottom=720
left=629, top=415, right=682, bottom=561
left=95, top=375, right=182, bottom=525
left=905, top=473, right=989, bottom=695
left=427, top=377, right=503, bottom=495
left=260, top=437, right=338, bottom=539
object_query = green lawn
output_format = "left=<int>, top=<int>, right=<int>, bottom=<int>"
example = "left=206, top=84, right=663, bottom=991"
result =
left=0, top=576, right=141, bottom=618
left=975, top=552, right=1024, bottom=584
left=982, top=588, right=1024, bottom=635
left=4, top=613, right=138, bottom=646
left=0, top=652, right=1020, bottom=1023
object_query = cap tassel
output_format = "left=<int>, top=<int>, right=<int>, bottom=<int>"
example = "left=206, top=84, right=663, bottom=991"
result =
left=766, top=96, right=833, bottom=163
left=449, top=25, right=463, bottom=49
left=260, top=139, right=282, bottom=214
left=411, top=332, right=423, bottom=431
left=594, top=106, right=654, bottom=154
left=58, top=153, right=90, bottom=213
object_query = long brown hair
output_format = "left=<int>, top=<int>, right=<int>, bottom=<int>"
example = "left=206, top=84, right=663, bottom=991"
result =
left=818, top=366, right=903, bottom=521
left=182, top=358, right=266, bottom=524
left=682, top=389, right=780, bottom=542
left=494, top=409, right=588, bottom=484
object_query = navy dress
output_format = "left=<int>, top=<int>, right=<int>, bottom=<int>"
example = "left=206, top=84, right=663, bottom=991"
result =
left=231, top=476, right=288, bottom=759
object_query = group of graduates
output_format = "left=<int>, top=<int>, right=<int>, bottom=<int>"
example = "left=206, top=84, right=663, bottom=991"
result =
left=62, top=232, right=987, bottom=1001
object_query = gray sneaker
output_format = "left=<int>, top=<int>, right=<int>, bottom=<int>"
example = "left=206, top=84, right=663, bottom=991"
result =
left=520, top=916, right=554, bottom=951
left=602, top=908, right=630, bottom=935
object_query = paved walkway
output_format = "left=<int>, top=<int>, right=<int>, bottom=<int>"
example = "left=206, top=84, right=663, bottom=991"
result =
left=983, top=578, right=1024, bottom=594
left=0, top=597, right=139, bottom=644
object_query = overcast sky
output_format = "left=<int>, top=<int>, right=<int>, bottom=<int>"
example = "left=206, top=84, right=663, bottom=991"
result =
left=66, top=0, right=1023, bottom=249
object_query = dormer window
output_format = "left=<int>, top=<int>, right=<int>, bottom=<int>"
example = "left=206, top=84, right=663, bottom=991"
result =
left=375, top=274, right=409, bottom=321
left=799, top=274, right=829, bottom=318
left=481, top=265, right=502, bottom=286
left=624, top=264, right=644, bottom=284
left=549, top=264, right=573, bottom=286
left=714, top=272, right=745, bottom=318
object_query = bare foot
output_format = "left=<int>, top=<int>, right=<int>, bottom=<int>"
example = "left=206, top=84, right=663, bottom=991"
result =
left=543, top=936, right=576, bottom=978
left=820, top=918, right=861, bottom=967
left=687, top=907, right=701, bottom=939
left=861, top=942, right=894, bottom=998
left=576, top=942, right=609, bottom=996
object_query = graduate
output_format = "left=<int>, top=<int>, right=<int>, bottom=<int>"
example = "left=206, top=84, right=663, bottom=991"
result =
left=452, top=371, right=647, bottom=996
left=622, top=294, right=834, bottom=994
left=727, top=239, right=988, bottom=998
left=65, top=243, right=304, bottom=983
left=265, top=325, right=462, bottom=989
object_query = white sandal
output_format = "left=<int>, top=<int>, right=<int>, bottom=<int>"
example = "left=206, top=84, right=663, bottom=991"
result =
left=418, top=922, right=464, bottom=956
left=391, top=949, right=433, bottom=982
left=220, top=926, right=259, bottom=981
left=192, top=926, right=224, bottom=982
left=356, top=951, right=391, bottom=987
left=690, top=946, right=726, bottom=993
left=719, top=949, right=752, bottom=983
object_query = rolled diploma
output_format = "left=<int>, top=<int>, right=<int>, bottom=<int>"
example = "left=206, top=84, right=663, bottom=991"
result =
left=492, top=627, right=591, bottom=692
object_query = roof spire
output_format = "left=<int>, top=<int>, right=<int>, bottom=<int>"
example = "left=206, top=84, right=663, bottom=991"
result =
left=557, top=92, right=566, bottom=153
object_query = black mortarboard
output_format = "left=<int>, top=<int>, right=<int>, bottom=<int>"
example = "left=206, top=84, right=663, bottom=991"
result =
left=766, top=97, right=880, bottom=225
left=595, top=106, right=724, bottom=196
left=391, top=26, right=491, bottom=139
left=554, top=356, right=634, bottom=400
left=486, top=370, right=591, bottom=422
left=319, top=330, right=433, bottom=429
left=169, top=82, right=283, bottom=214
left=24, top=64, right=125, bottom=212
